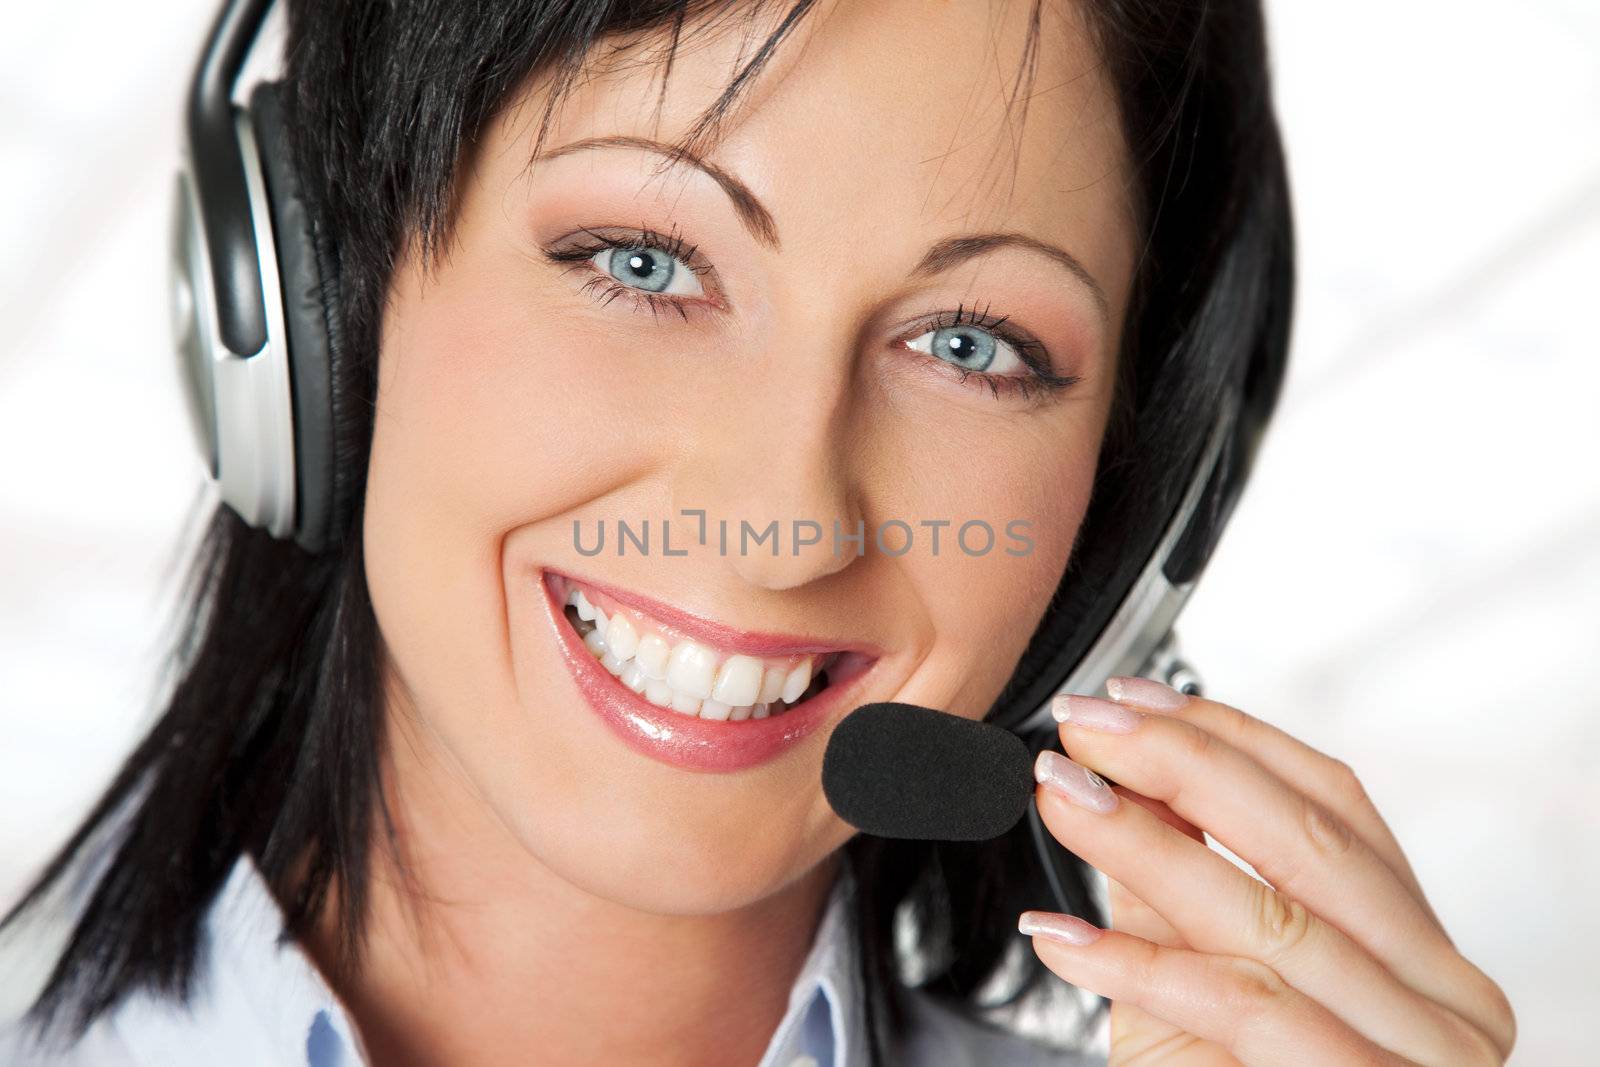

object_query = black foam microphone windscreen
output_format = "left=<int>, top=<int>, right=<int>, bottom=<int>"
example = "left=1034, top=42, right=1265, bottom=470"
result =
left=822, top=702, right=1036, bottom=841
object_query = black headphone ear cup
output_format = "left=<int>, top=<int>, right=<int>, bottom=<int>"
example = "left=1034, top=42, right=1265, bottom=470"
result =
left=248, top=80, right=349, bottom=554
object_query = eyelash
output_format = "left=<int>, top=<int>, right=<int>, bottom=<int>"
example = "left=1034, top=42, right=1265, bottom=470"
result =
left=910, top=301, right=1082, bottom=403
left=540, top=223, right=1081, bottom=403
left=542, top=222, right=714, bottom=324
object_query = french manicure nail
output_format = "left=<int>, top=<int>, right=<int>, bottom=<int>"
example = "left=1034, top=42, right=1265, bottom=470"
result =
left=1018, top=910, right=1103, bottom=946
left=1052, top=693, right=1142, bottom=733
left=1106, top=675, right=1190, bottom=712
left=1034, top=750, right=1118, bottom=813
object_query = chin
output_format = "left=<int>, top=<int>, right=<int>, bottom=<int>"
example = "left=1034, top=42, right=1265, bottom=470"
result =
left=501, top=778, right=845, bottom=916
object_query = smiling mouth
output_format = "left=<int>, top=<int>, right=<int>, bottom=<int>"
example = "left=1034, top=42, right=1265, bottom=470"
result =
left=547, top=571, right=875, bottom=723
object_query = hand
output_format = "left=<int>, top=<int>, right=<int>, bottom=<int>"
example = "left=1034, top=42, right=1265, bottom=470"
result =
left=1017, top=677, right=1516, bottom=1066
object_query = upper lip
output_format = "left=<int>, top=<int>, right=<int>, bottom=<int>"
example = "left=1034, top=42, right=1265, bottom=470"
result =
left=543, top=567, right=881, bottom=660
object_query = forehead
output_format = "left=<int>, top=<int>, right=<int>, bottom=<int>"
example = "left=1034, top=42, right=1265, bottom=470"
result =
left=488, top=0, right=1135, bottom=301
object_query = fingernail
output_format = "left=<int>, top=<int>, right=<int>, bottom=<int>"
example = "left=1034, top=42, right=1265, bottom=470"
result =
left=1034, top=750, right=1118, bottom=813
left=1106, top=675, right=1190, bottom=712
left=1052, top=693, right=1143, bottom=733
left=1018, top=910, right=1103, bottom=946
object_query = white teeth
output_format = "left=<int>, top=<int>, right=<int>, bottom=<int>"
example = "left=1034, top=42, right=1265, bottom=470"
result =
left=605, top=613, right=639, bottom=660
left=636, top=633, right=670, bottom=680
left=711, top=655, right=764, bottom=707
left=564, top=582, right=845, bottom=722
left=757, top=666, right=787, bottom=705
left=665, top=641, right=717, bottom=701
left=699, top=698, right=733, bottom=721
left=574, top=590, right=597, bottom=622
left=780, top=657, right=814, bottom=704
left=620, top=661, right=648, bottom=693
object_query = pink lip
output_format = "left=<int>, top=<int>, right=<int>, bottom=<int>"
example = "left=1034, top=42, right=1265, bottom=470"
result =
left=539, top=568, right=879, bottom=773
left=549, top=567, right=867, bottom=657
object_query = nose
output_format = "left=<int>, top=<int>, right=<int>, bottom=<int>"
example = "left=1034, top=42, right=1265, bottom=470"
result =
left=669, top=352, right=866, bottom=592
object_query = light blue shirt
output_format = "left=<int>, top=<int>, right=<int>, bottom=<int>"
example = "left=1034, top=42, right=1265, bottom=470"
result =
left=2, top=852, right=1100, bottom=1066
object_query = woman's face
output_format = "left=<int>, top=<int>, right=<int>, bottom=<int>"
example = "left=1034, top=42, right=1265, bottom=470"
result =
left=363, top=0, right=1135, bottom=914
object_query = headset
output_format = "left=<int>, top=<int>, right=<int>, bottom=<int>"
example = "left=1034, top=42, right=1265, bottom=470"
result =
left=173, top=0, right=1289, bottom=874
left=173, top=0, right=343, bottom=555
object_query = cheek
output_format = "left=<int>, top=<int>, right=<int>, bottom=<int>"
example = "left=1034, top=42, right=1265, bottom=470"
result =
left=368, top=263, right=663, bottom=538
left=364, top=239, right=691, bottom=600
left=860, top=403, right=1103, bottom=715
left=362, top=237, right=696, bottom=719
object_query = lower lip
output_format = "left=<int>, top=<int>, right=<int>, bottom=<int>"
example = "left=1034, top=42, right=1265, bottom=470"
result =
left=540, top=571, right=870, bottom=773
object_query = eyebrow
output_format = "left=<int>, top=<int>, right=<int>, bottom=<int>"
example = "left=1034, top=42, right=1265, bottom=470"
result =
left=536, top=134, right=1109, bottom=319
left=537, top=135, right=781, bottom=247
left=909, top=234, right=1109, bottom=320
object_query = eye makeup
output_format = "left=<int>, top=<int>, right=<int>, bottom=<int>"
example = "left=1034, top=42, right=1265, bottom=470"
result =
left=895, top=301, right=1082, bottom=404
left=537, top=218, right=1083, bottom=404
left=541, top=220, right=725, bottom=322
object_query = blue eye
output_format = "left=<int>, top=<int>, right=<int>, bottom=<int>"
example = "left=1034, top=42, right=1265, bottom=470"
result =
left=590, top=243, right=707, bottom=299
left=544, top=230, right=1079, bottom=402
left=905, top=324, right=1026, bottom=376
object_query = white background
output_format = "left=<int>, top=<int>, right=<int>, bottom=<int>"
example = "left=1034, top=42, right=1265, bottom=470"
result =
left=2, top=2, right=1597, bottom=1062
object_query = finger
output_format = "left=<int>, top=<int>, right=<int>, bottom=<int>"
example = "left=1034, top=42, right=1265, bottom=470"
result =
left=1103, top=878, right=1218, bottom=1062
left=1106, top=793, right=1203, bottom=945
left=1115, top=786, right=1204, bottom=844
left=1034, top=755, right=1499, bottom=1066
left=1107, top=875, right=1186, bottom=946
left=1055, top=700, right=1467, bottom=1013
left=1106, top=677, right=1438, bottom=925
left=1122, top=683, right=1516, bottom=1058
left=1019, top=910, right=1418, bottom=1067
left=1079, top=688, right=1513, bottom=1057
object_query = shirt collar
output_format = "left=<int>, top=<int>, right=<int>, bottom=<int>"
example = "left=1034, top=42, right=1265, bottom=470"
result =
left=207, top=853, right=372, bottom=1066
left=757, top=855, right=869, bottom=1067
left=185, top=852, right=870, bottom=1067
